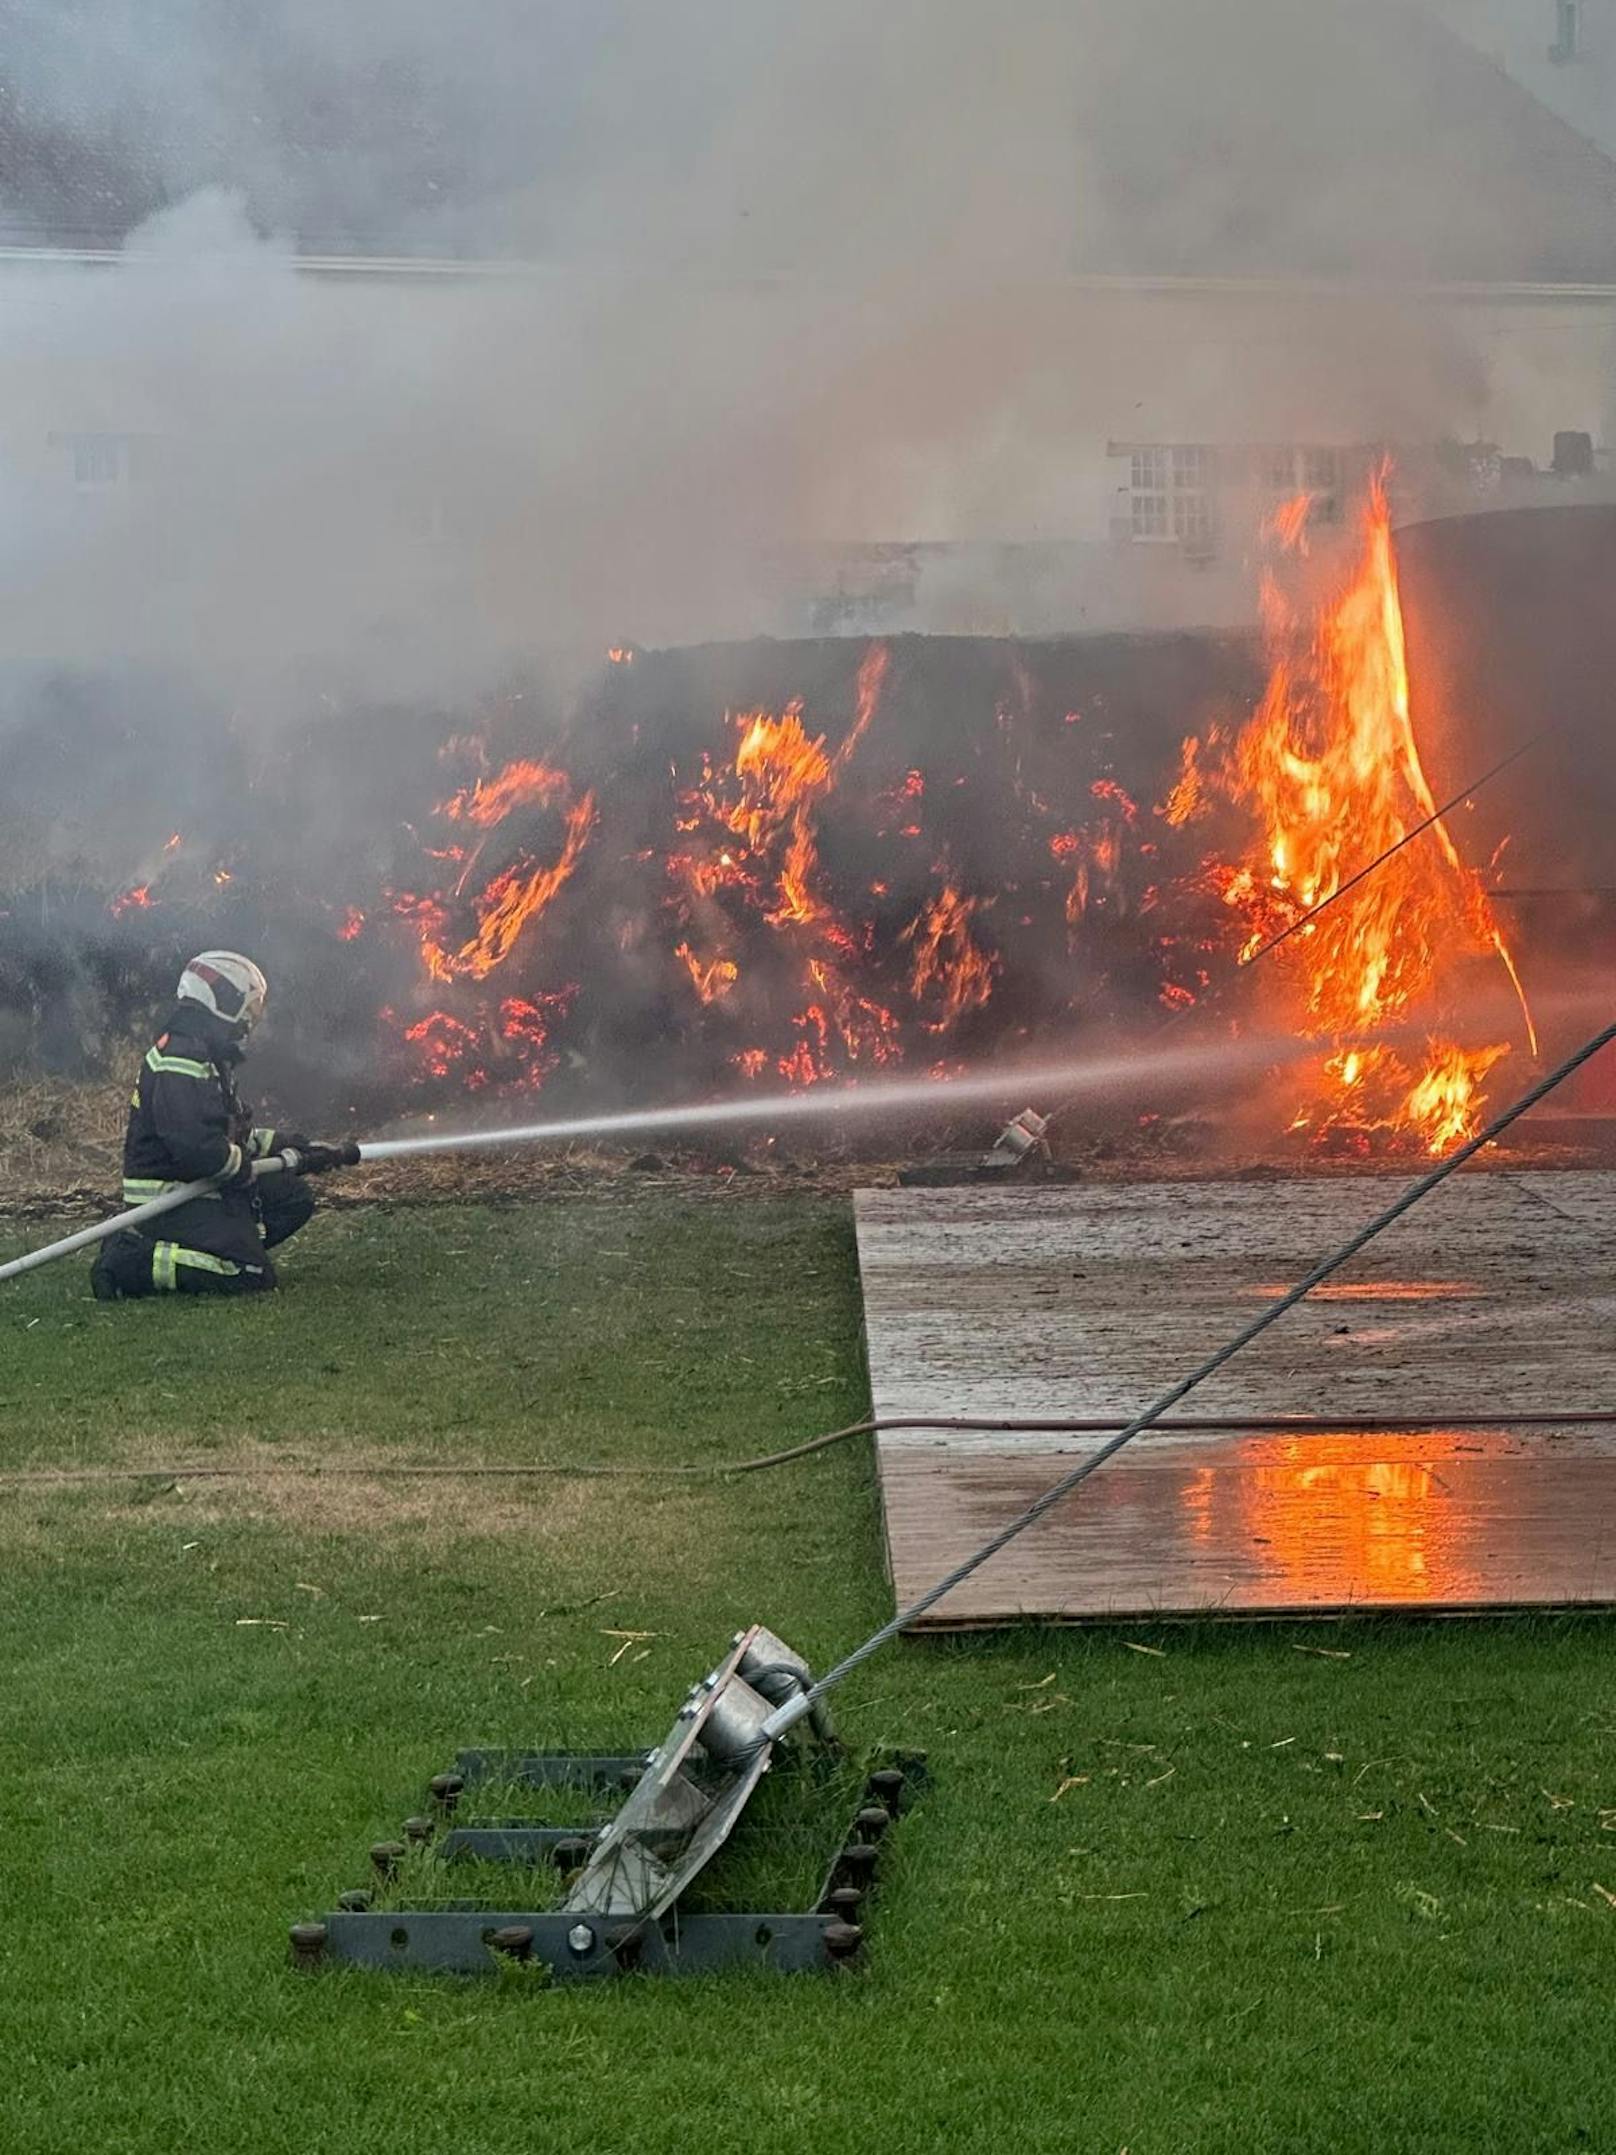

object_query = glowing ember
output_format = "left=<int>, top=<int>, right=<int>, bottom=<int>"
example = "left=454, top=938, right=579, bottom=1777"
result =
left=402, top=1010, right=486, bottom=1084
left=496, top=990, right=573, bottom=1086
left=110, top=884, right=155, bottom=918
left=675, top=942, right=739, bottom=1004
left=874, top=768, right=926, bottom=840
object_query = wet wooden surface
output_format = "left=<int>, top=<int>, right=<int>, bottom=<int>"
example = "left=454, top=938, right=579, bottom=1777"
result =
left=855, top=1173, right=1616, bottom=1624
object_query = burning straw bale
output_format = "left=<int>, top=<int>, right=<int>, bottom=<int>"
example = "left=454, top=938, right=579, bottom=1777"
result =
left=1, top=487, right=1599, bottom=1172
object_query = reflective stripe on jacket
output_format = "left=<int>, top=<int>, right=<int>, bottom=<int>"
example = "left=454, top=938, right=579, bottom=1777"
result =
left=121, top=1002, right=262, bottom=1198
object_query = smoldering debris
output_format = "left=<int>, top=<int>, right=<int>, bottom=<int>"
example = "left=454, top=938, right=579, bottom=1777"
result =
left=0, top=1, right=1609, bottom=1156
left=0, top=630, right=1266, bottom=1114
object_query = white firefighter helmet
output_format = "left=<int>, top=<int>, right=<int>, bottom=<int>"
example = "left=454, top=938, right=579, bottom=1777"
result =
left=178, top=950, right=269, bottom=1036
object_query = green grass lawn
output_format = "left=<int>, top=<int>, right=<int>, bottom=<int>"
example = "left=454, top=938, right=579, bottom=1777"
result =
left=2, top=1193, right=1615, bottom=2153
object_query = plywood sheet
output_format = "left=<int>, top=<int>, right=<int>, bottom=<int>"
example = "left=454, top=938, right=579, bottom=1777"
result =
left=855, top=1173, right=1616, bottom=1625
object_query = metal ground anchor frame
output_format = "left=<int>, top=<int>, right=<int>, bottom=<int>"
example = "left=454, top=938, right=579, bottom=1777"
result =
left=292, top=1626, right=927, bottom=1982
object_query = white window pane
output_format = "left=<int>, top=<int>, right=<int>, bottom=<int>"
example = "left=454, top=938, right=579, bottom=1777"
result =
left=1131, top=494, right=1168, bottom=537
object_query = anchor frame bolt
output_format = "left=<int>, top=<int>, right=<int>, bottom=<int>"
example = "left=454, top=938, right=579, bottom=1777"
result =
left=289, top=1921, right=328, bottom=1970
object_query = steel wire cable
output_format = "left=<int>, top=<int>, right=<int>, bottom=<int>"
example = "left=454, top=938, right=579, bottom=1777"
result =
left=1044, top=729, right=1550, bottom=1133
left=762, top=1013, right=1616, bottom=1737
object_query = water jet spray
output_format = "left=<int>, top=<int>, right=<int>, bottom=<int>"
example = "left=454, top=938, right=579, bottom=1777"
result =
left=0, top=1029, right=1321, bottom=1286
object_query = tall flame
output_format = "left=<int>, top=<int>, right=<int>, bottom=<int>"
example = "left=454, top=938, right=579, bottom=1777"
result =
left=1222, top=476, right=1533, bottom=1151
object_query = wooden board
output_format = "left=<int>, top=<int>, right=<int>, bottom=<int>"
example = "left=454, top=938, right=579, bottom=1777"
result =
left=855, top=1173, right=1616, bottom=1625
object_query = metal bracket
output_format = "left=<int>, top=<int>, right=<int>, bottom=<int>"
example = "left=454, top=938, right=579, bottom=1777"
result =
left=290, top=1626, right=926, bottom=1981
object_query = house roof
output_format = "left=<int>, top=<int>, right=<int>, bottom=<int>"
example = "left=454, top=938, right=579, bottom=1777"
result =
left=0, top=1, right=1613, bottom=287
left=1066, top=0, right=1616, bottom=287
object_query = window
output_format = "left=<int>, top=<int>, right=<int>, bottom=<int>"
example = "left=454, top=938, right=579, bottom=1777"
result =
left=1170, top=446, right=1214, bottom=545
left=1261, top=444, right=1344, bottom=525
left=1123, top=443, right=1215, bottom=546
left=50, top=432, right=133, bottom=491
left=1129, top=447, right=1168, bottom=538
left=1551, top=0, right=1581, bottom=61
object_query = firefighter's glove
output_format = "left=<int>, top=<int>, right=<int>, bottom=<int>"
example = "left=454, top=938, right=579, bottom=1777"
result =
left=221, top=1152, right=257, bottom=1192
left=291, top=1140, right=362, bottom=1175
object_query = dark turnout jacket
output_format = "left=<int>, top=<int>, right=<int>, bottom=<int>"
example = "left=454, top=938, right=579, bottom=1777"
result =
left=121, top=1001, right=282, bottom=1203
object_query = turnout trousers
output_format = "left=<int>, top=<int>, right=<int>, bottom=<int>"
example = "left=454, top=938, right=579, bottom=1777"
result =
left=98, top=1178, right=317, bottom=1297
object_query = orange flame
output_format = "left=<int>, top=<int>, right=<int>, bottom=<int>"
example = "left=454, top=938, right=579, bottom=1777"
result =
left=439, top=759, right=570, bottom=828
left=903, top=885, right=999, bottom=1033
left=675, top=941, right=739, bottom=1004
left=1222, top=474, right=1533, bottom=1151
left=659, top=645, right=904, bottom=1085
left=1159, top=733, right=1211, bottom=829
left=1262, top=491, right=1315, bottom=553
left=417, top=790, right=595, bottom=983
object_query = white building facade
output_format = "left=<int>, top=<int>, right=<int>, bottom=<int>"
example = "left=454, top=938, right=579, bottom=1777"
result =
left=1426, top=0, right=1616, bottom=153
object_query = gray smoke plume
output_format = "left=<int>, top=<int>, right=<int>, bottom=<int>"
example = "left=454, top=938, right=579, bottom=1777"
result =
left=0, top=0, right=1608, bottom=694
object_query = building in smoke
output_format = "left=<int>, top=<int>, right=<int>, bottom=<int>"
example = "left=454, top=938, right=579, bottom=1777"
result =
left=1427, top=0, right=1616, bottom=156
left=0, top=0, right=1611, bottom=656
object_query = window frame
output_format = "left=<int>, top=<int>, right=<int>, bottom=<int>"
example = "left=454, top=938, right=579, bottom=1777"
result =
left=1118, top=441, right=1217, bottom=548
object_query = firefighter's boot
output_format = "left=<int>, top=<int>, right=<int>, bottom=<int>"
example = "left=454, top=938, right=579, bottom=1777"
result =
left=90, top=1229, right=153, bottom=1301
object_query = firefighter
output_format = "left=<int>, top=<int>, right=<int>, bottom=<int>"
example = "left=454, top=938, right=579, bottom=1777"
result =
left=90, top=950, right=355, bottom=1300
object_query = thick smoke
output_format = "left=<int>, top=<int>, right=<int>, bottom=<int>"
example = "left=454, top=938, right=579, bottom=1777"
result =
left=0, top=1, right=1609, bottom=1112
left=0, top=0, right=1608, bottom=696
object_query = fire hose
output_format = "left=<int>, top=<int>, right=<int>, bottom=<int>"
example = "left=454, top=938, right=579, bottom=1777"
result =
left=0, top=722, right=1567, bottom=1292
left=0, top=1035, right=1324, bottom=1289
left=3, top=1406, right=1614, bottom=1492
left=0, top=1144, right=357, bottom=1286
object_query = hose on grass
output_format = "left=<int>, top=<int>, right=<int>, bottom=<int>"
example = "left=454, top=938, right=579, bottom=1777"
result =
left=3, top=1406, right=1614, bottom=1489
left=0, top=1156, right=292, bottom=1285
left=759, top=1012, right=1616, bottom=1738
